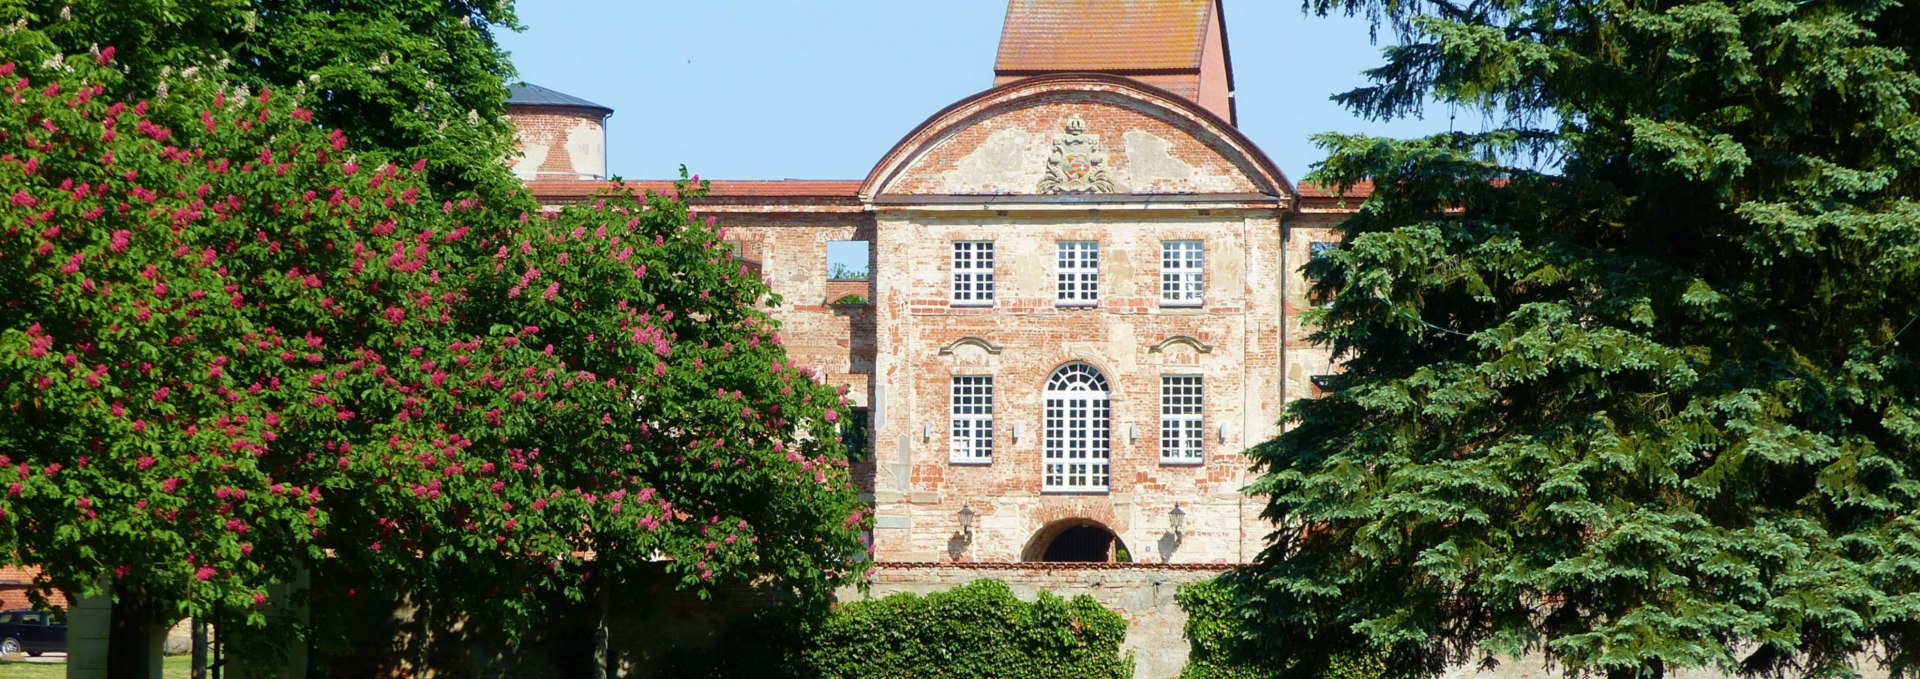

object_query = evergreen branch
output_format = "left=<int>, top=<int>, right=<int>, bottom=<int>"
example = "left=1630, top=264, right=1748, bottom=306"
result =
left=1377, top=294, right=1476, bottom=337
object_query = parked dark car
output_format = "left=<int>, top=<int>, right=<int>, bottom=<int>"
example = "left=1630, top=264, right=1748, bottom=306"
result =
left=0, top=608, right=65, bottom=656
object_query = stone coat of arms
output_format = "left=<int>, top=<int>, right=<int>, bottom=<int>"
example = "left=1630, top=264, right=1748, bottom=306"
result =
left=1037, top=115, right=1120, bottom=193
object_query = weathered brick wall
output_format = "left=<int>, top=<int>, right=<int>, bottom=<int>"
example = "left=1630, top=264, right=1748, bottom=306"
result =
left=864, top=209, right=1287, bottom=565
left=879, top=94, right=1263, bottom=195
left=1282, top=211, right=1343, bottom=405
left=0, top=565, right=67, bottom=610
left=824, top=279, right=872, bottom=304
left=714, top=212, right=878, bottom=407
left=506, top=106, right=606, bottom=181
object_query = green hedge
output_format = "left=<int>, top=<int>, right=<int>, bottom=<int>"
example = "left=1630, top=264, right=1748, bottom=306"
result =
left=668, top=579, right=1134, bottom=678
left=1176, top=576, right=1404, bottom=679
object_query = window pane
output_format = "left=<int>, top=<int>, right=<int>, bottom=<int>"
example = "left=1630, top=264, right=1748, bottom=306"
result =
left=1161, top=375, right=1204, bottom=463
left=1161, top=241, right=1203, bottom=304
left=951, top=376, right=994, bottom=462
left=953, top=241, right=996, bottom=304
left=1057, top=241, right=1099, bottom=304
left=1044, top=364, right=1110, bottom=491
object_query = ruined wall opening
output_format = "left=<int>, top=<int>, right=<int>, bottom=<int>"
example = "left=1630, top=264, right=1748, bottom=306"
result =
left=1022, top=519, right=1130, bottom=563
left=825, top=239, right=872, bottom=305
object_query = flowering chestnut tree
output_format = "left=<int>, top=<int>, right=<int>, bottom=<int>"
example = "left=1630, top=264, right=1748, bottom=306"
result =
left=319, top=185, right=872, bottom=617
left=0, top=51, right=867, bottom=649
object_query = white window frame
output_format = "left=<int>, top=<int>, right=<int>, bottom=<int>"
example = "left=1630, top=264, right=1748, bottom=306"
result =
left=1043, top=364, right=1111, bottom=492
left=1056, top=241, right=1100, bottom=306
left=950, top=376, right=994, bottom=463
left=951, top=241, right=995, bottom=306
left=1161, top=240, right=1204, bottom=306
left=1160, top=375, right=1205, bottom=464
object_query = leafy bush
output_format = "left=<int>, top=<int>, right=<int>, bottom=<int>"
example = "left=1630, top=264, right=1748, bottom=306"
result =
left=1177, top=576, right=1406, bottom=679
left=670, top=580, right=1134, bottom=679
left=831, top=294, right=869, bottom=306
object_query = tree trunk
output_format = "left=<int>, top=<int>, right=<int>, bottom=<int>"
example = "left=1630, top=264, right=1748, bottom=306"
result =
left=593, top=581, right=612, bottom=679
left=414, top=598, right=432, bottom=676
left=105, top=587, right=166, bottom=679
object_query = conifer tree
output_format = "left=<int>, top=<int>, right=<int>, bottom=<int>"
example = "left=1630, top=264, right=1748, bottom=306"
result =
left=1246, top=2, right=1920, bottom=677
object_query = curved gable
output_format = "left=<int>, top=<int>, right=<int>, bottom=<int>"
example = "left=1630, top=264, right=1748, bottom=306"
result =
left=861, top=74, right=1292, bottom=199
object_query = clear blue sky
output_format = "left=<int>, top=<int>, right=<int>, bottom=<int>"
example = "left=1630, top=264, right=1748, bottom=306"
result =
left=496, top=1, right=1471, bottom=184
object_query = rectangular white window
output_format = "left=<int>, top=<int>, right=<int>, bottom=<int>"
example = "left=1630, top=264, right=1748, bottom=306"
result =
left=951, top=376, right=994, bottom=463
left=1161, top=376, right=1204, bottom=464
left=1161, top=240, right=1204, bottom=305
left=1309, top=241, right=1338, bottom=307
left=952, top=241, right=995, bottom=305
left=1310, top=241, right=1338, bottom=260
left=1056, top=241, right=1099, bottom=305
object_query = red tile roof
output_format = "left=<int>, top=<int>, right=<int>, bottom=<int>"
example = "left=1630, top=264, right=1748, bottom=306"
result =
left=995, top=0, right=1215, bottom=74
left=1295, top=179, right=1375, bottom=199
left=525, top=179, right=861, bottom=200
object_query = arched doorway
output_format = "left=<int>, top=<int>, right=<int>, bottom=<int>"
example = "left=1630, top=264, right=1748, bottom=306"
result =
left=1022, top=519, right=1131, bottom=563
left=1043, top=363, right=1111, bottom=492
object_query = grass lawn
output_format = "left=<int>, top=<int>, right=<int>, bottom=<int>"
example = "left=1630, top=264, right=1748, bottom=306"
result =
left=0, top=654, right=195, bottom=677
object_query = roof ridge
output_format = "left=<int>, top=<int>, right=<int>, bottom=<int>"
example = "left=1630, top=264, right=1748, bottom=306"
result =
left=993, top=0, right=1214, bottom=75
left=507, top=82, right=613, bottom=116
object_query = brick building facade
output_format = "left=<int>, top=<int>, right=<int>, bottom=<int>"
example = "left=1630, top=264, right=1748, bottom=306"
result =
left=514, top=2, right=1367, bottom=673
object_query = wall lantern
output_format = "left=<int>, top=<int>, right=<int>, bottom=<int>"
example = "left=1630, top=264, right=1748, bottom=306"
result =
left=1169, top=504, right=1187, bottom=544
left=923, top=422, right=933, bottom=442
left=957, top=503, right=976, bottom=544
left=1128, top=423, right=1139, bottom=443
left=1012, top=422, right=1022, bottom=443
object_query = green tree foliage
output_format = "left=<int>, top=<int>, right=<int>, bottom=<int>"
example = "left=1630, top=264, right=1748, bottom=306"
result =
left=827, top=262, right=869, bottom=281
left=1247, top=1, right=1920, bottom=677
left=0, top=0, right=522, bottom=196
left=0, top=53, right=866, bottom=655
left=669, top=579, right=1134, bottom=679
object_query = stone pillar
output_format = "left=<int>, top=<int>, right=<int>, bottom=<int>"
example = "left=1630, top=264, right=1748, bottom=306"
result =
left=65, top=588, right=112, bottom=679
left=66, top=584, right=173, bottom=679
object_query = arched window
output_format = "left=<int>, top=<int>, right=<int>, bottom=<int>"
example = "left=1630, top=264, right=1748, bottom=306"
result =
left=1043, top=363, right=1111, bottom=492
